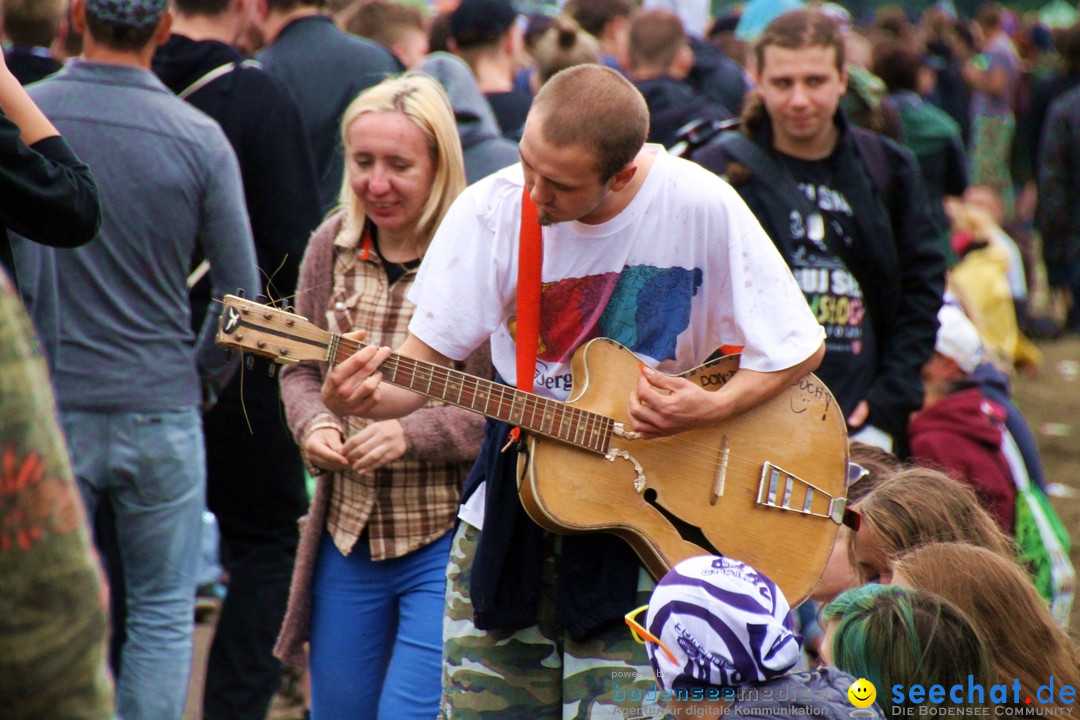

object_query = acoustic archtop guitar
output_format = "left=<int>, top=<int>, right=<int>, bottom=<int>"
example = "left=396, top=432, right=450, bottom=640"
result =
left=216, top=294, right=850, bottom=604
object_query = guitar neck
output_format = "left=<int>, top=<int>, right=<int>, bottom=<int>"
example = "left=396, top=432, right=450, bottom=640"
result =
left=326, top=333, right=613, bottom=455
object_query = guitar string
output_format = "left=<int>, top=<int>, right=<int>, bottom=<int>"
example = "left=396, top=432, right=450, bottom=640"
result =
left=229, top=308, right=843, bottom=500
left=227, top=314, right=831, bottom=479
left=331, top=335, right=809, bottom=467
left=330, top=335, right=841, bottom=482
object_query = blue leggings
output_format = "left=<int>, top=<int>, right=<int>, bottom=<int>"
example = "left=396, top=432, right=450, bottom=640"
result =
left=308, top=530, right=450, bottom=720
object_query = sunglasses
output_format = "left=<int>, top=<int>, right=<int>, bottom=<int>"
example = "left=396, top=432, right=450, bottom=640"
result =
left=624, top=605, right=678, bottom=665
left=847, top=462, right=869, bottom=485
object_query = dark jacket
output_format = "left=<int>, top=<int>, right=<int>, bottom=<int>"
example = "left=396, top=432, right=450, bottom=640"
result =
left=485, top=90, right=532, bottom=142
left=686, top=36, right=749, bottom=115
left=1028, top=71, right=1080, bottom=176
left=256, top=15, right=398, bottom=213
left=634, top=76, right=731, bottom=150
left=971, top=361, right=1046, bottom=491
left=465, top=416, right=640, bottom=642
left=1036, top=83, right=1080, bottom=290
left=418, top=52, right=519, bottom=184
left=4, top=46, right=63, bottom=85
left=152, top=35, right=320, bottom=530
left=888, top=90, right=968, bottom=262
left=692, top=113, right=945, bottom=441
left=908, top=385, right=1016, bottom=532
left=153, top=34, right=322, bottom=327
left=924, top=39, right=971, bottom=145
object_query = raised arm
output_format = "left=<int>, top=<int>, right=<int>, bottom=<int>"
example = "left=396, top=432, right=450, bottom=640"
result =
left=0, top=55, right=59, bottom=145
left=2, top=59, right=101, bottom=249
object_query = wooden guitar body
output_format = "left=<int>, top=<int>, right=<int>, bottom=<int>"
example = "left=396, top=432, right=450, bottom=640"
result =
left=518, top=338, right=849, bottom=604
left=214, top=295, right=849, bottom=604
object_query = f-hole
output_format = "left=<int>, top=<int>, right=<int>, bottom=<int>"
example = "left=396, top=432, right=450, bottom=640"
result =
left=642, top=489, right=723, bottom=557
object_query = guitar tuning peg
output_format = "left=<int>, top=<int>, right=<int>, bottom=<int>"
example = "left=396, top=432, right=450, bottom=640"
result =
left=236, top=288, right=245, bottom=298
left=245, top=354, right=254, bottom=370
left=256, top=293, right=269, bottom=305
left=267, top=363, right=278, bottom=378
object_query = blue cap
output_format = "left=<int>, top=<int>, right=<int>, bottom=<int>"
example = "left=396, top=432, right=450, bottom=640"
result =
left=85, top=0, right=167, bottom=29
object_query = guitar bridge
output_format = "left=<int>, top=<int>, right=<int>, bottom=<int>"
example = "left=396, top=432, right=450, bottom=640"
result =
left=757, top=462, right=846, bottom=525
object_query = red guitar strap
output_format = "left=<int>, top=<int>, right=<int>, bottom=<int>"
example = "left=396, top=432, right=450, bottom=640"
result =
left=507, top=186, right=542, bottom=447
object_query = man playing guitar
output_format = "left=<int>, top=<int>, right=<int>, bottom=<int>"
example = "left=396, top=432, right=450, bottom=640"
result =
left=320, top=64, right=826, bottom=720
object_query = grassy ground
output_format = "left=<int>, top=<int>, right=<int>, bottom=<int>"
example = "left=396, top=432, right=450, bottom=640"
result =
left=1012, top=334, right=1080, bottom=632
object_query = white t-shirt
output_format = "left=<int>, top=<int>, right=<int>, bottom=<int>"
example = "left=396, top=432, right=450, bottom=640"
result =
left=408, top=148, right=825, bottom=528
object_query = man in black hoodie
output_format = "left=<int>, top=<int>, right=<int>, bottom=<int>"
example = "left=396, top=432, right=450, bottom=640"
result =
left=694, top=9, right=944, bottom=455
left=152, top=1, right=321, bottom=718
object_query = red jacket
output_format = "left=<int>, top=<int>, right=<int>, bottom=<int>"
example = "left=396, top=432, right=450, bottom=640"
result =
left=908, top=386, right=1017, bottom=533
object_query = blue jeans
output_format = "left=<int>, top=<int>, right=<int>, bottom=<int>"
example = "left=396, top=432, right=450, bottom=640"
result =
left=309, top=530, right=450, bottom=720
left=62, top=409, right=205, bottom=720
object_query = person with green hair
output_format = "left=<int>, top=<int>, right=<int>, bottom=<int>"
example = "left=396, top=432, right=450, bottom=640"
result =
left=820, top=584, right=993, bottom=715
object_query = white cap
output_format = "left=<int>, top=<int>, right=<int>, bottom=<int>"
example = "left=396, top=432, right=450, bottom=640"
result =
left=935, top=304, right=984, bottom=373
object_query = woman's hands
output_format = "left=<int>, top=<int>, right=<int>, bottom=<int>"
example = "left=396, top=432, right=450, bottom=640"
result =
left=303, top=422, right=407, bottom=474
left=343, top=420, right=407, bottom=473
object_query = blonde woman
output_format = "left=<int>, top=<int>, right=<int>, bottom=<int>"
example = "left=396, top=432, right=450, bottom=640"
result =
left=275, top=74, right=489, bottom=720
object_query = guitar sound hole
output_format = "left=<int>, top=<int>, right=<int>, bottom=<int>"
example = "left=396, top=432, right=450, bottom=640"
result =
left=642, top=489, right=723, bottom=557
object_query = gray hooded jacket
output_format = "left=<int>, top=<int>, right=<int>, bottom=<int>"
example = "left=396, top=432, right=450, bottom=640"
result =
left=420, top=52, right=520, bottom=185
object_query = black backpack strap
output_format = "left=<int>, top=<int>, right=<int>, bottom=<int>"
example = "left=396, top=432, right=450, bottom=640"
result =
left=716, top=133, right=785, bottom=186
left=717, top=132, right=869, bottom=270
left=716, top=132, right=819, bottom=219
left=850, top=127, right=894, bottom=209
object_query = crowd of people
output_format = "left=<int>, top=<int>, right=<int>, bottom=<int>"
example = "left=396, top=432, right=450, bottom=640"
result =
left=2, top=0, right=1079, bottom=719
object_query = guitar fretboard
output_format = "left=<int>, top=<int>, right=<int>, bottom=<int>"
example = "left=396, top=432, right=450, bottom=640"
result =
left=327, top=334, right=614, bottom=455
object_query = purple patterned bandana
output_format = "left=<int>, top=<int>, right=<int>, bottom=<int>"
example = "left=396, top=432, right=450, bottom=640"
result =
left=85, top=0, right=167, bottom=28
left=645, top=556, right=802, bottom=691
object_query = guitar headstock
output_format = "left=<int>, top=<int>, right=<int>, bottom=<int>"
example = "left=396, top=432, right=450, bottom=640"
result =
left=216, top=294, right=328, bottom=364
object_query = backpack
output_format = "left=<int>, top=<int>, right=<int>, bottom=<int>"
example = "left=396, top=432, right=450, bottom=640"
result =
left=1002, top=430, right=1075, bottom=625
left=711, top=126, right=895, bottom=216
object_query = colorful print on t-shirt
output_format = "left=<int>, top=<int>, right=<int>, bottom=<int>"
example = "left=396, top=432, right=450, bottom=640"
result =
left=510, top=264, right=702, bottom=364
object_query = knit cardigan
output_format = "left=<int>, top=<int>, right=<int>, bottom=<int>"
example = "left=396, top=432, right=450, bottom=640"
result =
left=274, top=213, right=492, bottom=667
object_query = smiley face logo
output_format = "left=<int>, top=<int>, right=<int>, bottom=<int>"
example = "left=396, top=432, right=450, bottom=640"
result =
left=848, top=678, right=877, bottom=708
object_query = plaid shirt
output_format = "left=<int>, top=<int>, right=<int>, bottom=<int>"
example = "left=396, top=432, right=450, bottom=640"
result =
left=322, top=229, right=465, bottom=561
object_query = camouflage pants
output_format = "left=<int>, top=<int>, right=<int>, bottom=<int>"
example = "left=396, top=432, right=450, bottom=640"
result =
left=441, top=522, right=674, bottom=720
